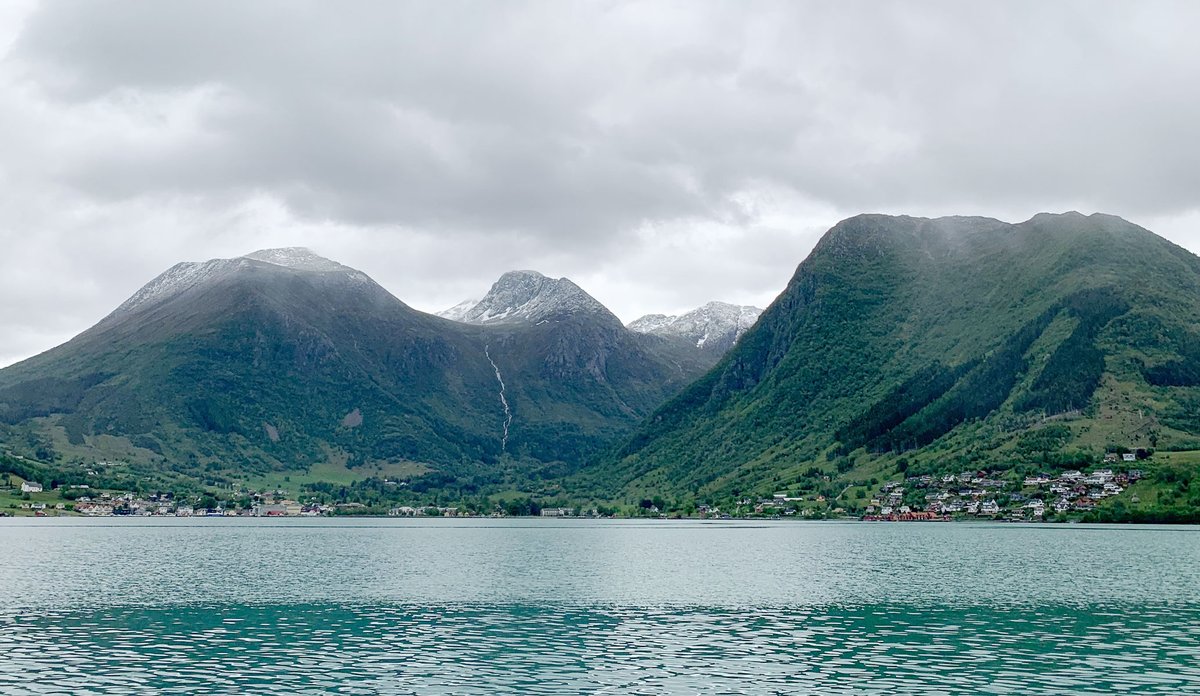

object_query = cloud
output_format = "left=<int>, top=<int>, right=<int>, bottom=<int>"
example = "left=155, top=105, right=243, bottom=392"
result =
left=2, top=0, right=1200, bottom=365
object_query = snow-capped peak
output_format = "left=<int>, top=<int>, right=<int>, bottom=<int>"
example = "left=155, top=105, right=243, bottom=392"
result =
left=436, top=297, right=483, bottom=322
left=625, top=313, right=674, bottom=334
left=244, top=247, right=345, bottom=272
left=111, top=248, right=365, bottom=317
left=436, top=270, right=616, bottom=325
left=111, top=258, right=248, bottom=316
left=629, top=301, right=763, bottom=352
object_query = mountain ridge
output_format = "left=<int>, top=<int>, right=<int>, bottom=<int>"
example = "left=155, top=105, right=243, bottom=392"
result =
left=0, top=249, right=715, bottom=492
left=7, top=213, right=1200, bottom=522
left=629, top=301, right=762, bottom=354
left=584, top=212, right=1200, bottom=512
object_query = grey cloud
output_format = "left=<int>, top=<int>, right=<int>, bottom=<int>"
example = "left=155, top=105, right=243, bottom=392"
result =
left=3, top=0, right=1200, bottom=365
left=20, top=0, right=1199, bottom=238
left=11, top=1, right=729, bottom=243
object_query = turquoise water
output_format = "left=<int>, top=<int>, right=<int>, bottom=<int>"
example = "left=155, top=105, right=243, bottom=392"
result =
left=1, top=519, right=1198, bottom=694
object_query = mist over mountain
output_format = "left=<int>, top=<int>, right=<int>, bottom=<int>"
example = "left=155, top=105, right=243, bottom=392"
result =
left=8, top=212, right=1200, bottom=517
left=587, top=212, right=1200, bottom=505
left=0, top=250, right=714, bottom=490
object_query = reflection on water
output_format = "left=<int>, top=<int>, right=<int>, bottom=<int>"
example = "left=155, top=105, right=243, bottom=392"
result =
left=1, top=519, right=1199, bottom=694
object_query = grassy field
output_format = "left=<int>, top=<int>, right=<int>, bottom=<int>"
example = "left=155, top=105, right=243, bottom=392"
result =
left=1091, top=449, right=1199, bottom=515
left=36, top=416, right=161, bottom=467
left=240, top=457, right=431, bottom=494
left=0, top=474, right=72, bottom=516
left=1151, top=449, right=1200, bottom=466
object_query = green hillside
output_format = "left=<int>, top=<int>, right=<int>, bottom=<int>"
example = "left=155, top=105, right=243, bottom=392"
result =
left=586, top=213, right=1200, bottom=518
left=0, top=251, right=707, bottom=500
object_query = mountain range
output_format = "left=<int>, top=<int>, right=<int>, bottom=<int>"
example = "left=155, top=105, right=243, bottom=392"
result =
left=0, top=250, right=742, bottom=493
left=4, top=212, right=1200, bottom=519
left=628, top=302, right=762, bottom=356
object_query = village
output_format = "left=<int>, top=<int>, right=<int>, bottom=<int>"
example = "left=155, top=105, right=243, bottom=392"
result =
left=1, top=449, right=1150, bottom=521
left=22, top=488, right=331, bottom=517
left=3, top=473, right=601, bottom=518
left=860, top=453, right=1144, bottom=521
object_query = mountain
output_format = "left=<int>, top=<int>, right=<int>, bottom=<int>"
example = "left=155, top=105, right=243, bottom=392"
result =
left=0, top=250, right=709, bottom=491
left=0, top=248, right=504, bottom=480
left=590, top=212, right=1200, bottom=507
left=440, top=276, right=757, bottom=369
left=436, top=297, right=482, bottom=323
left=629, top=302, right=762, bottom=355
left=437, top=271, right=614, bottom=325
left=434, top=270, right=715, bottom=465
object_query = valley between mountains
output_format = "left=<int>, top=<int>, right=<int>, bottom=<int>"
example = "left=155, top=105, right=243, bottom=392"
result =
left=4, top=212, right=1200, bottom=521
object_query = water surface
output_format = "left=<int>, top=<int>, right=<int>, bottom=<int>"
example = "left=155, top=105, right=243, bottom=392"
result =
left=1, top=519, right=1198, bottom=694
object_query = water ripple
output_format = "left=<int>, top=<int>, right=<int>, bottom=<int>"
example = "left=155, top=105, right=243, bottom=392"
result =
left=3, top=602, right=1200, bottom=694
left=1, top=519, right=1199, bottom=693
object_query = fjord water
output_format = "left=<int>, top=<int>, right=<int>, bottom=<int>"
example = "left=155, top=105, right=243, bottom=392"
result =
left=1, top=520, right=1199, bottom=694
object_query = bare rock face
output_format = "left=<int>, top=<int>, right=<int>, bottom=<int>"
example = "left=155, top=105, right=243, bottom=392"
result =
left=436, top=270, right=618, bottom=326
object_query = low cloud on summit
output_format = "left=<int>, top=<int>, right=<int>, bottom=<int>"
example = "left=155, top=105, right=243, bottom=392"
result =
left=2, top=0, right=1199, bottom=365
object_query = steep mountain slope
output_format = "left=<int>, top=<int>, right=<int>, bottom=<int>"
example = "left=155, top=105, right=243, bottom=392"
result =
left=0, top=250, right=709, bottom=488
left=0, top=249, right=504, bottom=478
left=592, top=213, right=1200, bottom=502
left=440, top=276, right=755, bottom=375
left=629, top=302, right=762, bottom=356
left=437, top=270, right=715, bottom=465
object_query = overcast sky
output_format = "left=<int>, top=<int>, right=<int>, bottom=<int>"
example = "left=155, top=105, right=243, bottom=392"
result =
left=2, top=1, right=1199, bottom=367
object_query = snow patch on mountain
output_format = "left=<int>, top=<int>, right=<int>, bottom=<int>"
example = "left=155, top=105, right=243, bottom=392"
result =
left=437, top=270, right=615, bottom=325
left=113, top=258, right=248, bottom=316
left=629, top=302, right=763, bottom=352
left=245, top=247, right=347, bottom=272
left=625, top=313, right=674, bottom=334
left=436, top=297, right=483, bottom=322
left=113, top=248, right=365, bottom=317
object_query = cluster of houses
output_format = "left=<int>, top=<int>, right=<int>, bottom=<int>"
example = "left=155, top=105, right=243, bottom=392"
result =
left=59, top=490, right=333, bottom=517
left=251, top=497, right=328, bottom=516
left=864, top=461, right=1143, bottom=521
left=387, top=506, right=598, bottom=518
left=732, top=495, right=850, bottom=518
left=747, top=495, right=807, bottom=516
left=389, top=505, right=464, bottom=517
left=16, top=501, right=67, bottom=514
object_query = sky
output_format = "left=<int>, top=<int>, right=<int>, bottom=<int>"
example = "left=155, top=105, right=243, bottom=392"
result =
left=2, top=1, right=1200, bottom=367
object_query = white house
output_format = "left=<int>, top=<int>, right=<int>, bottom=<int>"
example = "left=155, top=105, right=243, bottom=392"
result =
left=20, top=481, right=42, bottom=493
